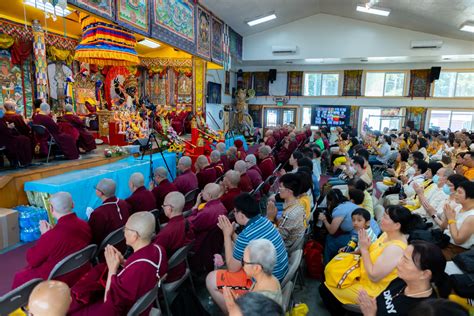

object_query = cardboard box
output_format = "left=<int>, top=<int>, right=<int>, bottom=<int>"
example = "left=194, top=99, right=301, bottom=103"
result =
left=0, top=208, right=19, bottom=250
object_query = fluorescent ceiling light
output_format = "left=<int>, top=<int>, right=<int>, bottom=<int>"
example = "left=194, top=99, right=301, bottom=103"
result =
left=247, top=14, right=277, bottom=26
left=442, top=54, right=474, bottom=60
left=356, top=5, right=390, bottom=16
left=367, top=56, right=406, bottom=61
left=138, top=38, right=161, bottom=49
left=460, top=22, right=474, bottom=33
left=305, top=58, right=340, bottom=63
left=24, top=0, right=71, bottom=17
left=305, top=58, right=324, bottom=63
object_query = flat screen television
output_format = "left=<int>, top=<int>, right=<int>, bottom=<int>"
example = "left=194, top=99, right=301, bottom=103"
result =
left=311, top=105, right=351, bottom=127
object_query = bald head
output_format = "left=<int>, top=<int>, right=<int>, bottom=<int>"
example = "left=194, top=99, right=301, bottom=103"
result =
left=224, top=170, right=240, bottom=188
left=164, top=191, right=185, bottom=214
left=154, top=166, right=168, bottom=180
left=49, top=192, right=73, bottom=216
left=126, top=212, right=155, bottom=243
left=129, top=172, right=145, bottom=190
left=40, top=102, right=50, bottom=113
left=195, top=155, right=209, bottom=170
left=4, top=99, right=16, bottom=111
left=28, top=281, right=71, bottom=316
left=234, top=160, right=247, bottom=174
left=178, top=156, right=192, bottom=171
left=216, top=142, right=226, bottom=153
left=203, top=183, right=222, bottom=200
left=227, top=146, right=237, bottom=155
left=265, top=129, right=273, bottom=137
left=210, top=150, right=221, bottom=163
left=259, top=145, right=271, bottom=157
left=65, top=104, right=73, bottom=112
left=245, top=154, right=257, bottom=166
left=96, top=178, right=116, bottom=198
left=289, top=132, right=296, bottom=141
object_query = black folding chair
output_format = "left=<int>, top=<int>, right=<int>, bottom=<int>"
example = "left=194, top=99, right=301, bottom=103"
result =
left=127, top=283, right=161, bottom=316
left=30, top=124, right=60, bottom=163
left=93, top=227, right=125, bottom=264
left=183, top=188, right=199, bottom=212
left=0, top=278, right=42, bottom=315
left=48, top=244, right=97, bottom=280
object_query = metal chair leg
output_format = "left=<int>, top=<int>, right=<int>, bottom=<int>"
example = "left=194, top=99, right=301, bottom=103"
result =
left=46, top=141, right=52, bottom=163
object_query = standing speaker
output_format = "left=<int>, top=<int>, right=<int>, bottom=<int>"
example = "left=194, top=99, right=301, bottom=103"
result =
left=430, top=67, right=441, bottom=82
left=269, top=69, right=277, bottom=83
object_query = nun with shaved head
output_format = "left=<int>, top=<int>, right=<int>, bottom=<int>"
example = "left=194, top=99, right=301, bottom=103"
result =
left=70, top=212, right=168, bottom=315
left=125, top=172, right=157, bottom=214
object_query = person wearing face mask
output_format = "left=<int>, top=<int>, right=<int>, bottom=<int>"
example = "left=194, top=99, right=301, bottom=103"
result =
left=376, top=150, right=410, bottom=197
left=0, top=102, right=33, bottom=167
left=411, top=168, right=454, bottom=225
left=441, top=180, right=474, bottom=260
left=400, top=159, right=428, bottom=199
left=402, top=162, right=442, bottom=211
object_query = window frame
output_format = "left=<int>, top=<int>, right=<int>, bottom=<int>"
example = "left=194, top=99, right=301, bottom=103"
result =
left=363, top=70, right=408, bottom=97
left=303, top=71, right=341, bottom=97
left=432, top=70, right=474, bottom=98
left=426, top=109, right=474, bottom=131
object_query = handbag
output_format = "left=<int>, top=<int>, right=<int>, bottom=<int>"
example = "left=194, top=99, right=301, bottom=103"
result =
left=324, top=253, right=361, bottom=289
left=453, top=248, right=474, bottom=273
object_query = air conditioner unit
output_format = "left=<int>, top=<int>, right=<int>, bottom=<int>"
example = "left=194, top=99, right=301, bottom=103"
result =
left=272, top=45, right=297, bottom=54
left=410, top=40, right=443, bottom=49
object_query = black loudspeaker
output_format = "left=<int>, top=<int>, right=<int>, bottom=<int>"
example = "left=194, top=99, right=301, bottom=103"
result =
left=269, top=69, right=277, bottom=83
left=430, top=67, right=441, bottom=82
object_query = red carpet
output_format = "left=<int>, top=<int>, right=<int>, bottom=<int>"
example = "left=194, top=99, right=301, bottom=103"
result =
left=0, top=242, right=34, bottom=295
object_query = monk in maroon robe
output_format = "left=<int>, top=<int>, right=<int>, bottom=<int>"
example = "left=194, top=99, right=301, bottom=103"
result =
left=258, top=145, right=276, bottom=181
left=32, top=103, right=79, bottom=160
left=0, top=105, right=32, bottom=167
left=154, top=192, right=195, bottom=283
left=150, top=167, right=178, bottom=212
left=209, top=150, right=225, bottom=179
left=234, top=160, right=253, bottom=193
left=195, top=155, right=217, bottom=190
left=125, top=172, right=157, bottom=214
left=89, top=178, right=129, bottom=247
left=220, top=170, right=242, bottom=212
left=188, top=183, right=227, bottom=262
left=234, top=139, right=247, bottom=160
left=3, top=100, right=31, bottom=137
left=171, top=109, right=188, bottom=136
left=69, top=212, right=167, bottom=316
left=61, top=105, right=96, bottom=152
left=245, top=154, right=263, bottom=189
left=12, top=192, right=92, bottom=289
left=226, top=147, right=238, bottom=171
left=174, top=156, right=198, bottom=195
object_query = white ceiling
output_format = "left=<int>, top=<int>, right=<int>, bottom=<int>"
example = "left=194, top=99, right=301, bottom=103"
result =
left=201, top=0, right=474, bottom=42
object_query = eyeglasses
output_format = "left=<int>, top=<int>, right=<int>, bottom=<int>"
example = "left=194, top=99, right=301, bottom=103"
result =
left=123, top=226, right=140, bottom=236
left=241, top=259, right=260, bottom=266
left=162, top=204, right=173, bottom=209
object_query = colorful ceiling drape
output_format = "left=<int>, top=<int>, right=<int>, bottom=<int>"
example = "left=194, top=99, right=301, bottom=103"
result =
left=74, top=14, right=139, bottom=66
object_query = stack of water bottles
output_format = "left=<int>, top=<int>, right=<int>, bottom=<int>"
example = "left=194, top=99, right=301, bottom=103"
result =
left=14, top=206, right=49, bottom=243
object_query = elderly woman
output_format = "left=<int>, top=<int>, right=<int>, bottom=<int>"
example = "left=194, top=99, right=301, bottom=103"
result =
left=0, top=103, right=32, bottom=167
left=238, top=239, right=281, bottom=305
left=441, top=180, right=474, bottom=260
left=266, top=173, right=305, bottom=250
left=319, top=206, right=423, bottom=315
left=359, top=241, right=450, bottom=316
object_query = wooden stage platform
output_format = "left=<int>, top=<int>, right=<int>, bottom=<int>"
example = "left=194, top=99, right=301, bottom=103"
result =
left=0, top=155, right=124, bottom=208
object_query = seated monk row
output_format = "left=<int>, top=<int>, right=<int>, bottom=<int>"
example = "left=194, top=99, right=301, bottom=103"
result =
left=59, top=104, right=96, bottom=153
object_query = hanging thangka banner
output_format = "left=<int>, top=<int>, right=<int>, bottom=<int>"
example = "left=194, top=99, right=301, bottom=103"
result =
left=409, top=69, right=431, bottom=98
left=253, top=72, right=269, bottom=96
left=229, top=28, right=243, bottom=62
left=241, top=72, right=253, bottom=91
left=151, top=0, right=195, bottom=54
left=211, top=16, right=224, bottom=65
left=176, top=68, right=193, bottom=104
left=287, top=71, right=303, bottom=96
left=196, top=5, right=211, bottom=60
left=68, top=0, right=115, bottom=20
left=116, top=0, right=149, bottom=35
left=342, top=70, right=363, bottom=96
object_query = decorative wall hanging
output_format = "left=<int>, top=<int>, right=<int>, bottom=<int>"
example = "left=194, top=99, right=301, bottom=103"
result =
left=0, top=33, right=14, bottom=49
left=409, top=69, right=431, bottom=98
left=406, top=107, right=427, bottom=130
left=116, top=0, right=149, bottom=34
left=22, top=58, right=34, bottom=117
left=176, top=68, right=193, bottom=104
left=0, top=50, right=25, bottom=113
left=11, top=40, right=33, bottom=65
left=222, top=24, right=231, bottom=70
left=211, top=17, right=223, bottom=65
left=32, top=20, right=48, bottom=100
left=287, top=71, right=303, bottom=96
left=207, top=82, right=221, bottom=104
left=68, top=0, right=115, bottom=20
left=225, top=71, right=230, bottom=95
left=151, top=0, right=195, bottom=54
left=74, top=14, right=139, bottom=66
left=350, top=105, right=360, bottom=128
left=140, top=57, right=193, bottom=68
left=342, top=70, right=363, bottom=96
left=253, top=72, right=269, bottom=96
left=241, top=72, right=253, bottom=90
left=196, top=6, right=211, bottom=60
left=47, top=63, right=73, bottom=102
left=229, top=27, right=243, bottom=62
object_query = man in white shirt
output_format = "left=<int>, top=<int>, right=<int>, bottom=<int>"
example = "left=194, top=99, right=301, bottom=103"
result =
left=401, top=159, right=427, bottom=199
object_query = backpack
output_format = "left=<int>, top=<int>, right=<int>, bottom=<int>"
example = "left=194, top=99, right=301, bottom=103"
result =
left=304, top=240, right=324, bottom=279
left=408, top=229, right=450, bottom=249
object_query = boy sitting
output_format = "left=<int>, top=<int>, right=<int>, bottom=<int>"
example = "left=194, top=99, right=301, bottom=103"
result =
left=340, top=208, right=378, bottom=253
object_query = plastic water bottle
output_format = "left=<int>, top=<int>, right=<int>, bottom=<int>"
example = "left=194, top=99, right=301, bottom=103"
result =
left=344, top=235, right=358, bottom=253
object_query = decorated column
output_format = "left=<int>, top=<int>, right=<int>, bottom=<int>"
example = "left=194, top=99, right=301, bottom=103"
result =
left=32, top=20, right=48, bottom=100
left=192, top=57, right=206, bottom=115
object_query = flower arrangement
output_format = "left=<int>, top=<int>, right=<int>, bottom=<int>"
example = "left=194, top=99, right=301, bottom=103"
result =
left=104, top=146, right=125, bottom=158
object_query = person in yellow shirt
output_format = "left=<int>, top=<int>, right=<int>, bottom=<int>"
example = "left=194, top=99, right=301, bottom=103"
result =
left=460, top=152, right=474, bottom=181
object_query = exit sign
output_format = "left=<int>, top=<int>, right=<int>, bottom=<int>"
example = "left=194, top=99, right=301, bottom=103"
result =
left=276, top=101, right=284, bottom=106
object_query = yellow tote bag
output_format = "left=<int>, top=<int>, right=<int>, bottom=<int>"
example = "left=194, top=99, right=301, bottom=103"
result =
left=324, top=253, right=361, bottom=289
